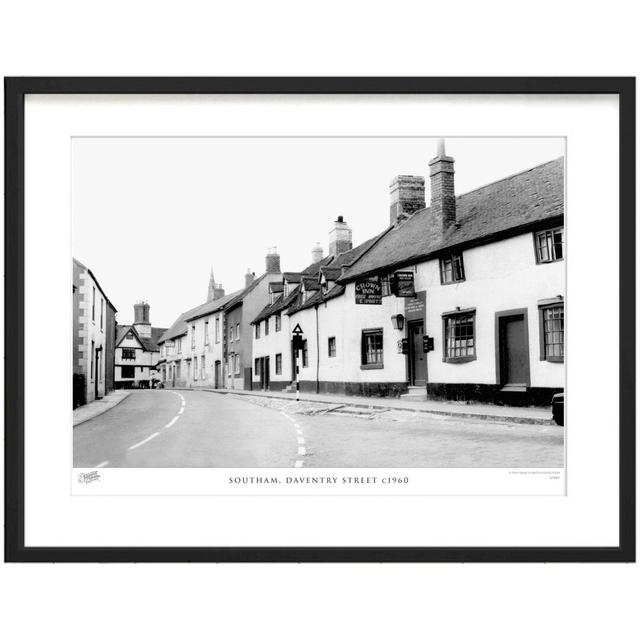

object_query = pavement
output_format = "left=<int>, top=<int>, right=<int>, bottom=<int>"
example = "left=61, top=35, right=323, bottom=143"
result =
left=73, top=389, right=564, bottom=469
left=73, top=390, right=131, bottom=427
left=186, top=387, right=553, bottom=425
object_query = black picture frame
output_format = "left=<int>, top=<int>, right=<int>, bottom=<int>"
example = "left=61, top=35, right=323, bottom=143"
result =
left=4, top=77, right=635, bottom=563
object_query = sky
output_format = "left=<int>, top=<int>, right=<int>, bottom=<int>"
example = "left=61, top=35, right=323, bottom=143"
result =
left=72, top=137, right=564, bottom=328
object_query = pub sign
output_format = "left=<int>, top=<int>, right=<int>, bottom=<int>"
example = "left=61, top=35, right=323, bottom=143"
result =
left=391, top=271, right=416, bottom=297
left=355, top=276, right=382, bottom=305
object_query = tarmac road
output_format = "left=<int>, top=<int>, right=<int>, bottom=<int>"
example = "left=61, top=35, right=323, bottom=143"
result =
left=73, top=390, right=564, bottom=468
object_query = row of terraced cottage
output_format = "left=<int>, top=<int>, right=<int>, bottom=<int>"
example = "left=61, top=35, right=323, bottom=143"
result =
left=157, top=143, right=565, bottom=406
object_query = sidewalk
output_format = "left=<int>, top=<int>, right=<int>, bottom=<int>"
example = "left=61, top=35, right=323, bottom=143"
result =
left=73, top=390, right=130, bottom=427
left=195, top=387, right=553, bottom=425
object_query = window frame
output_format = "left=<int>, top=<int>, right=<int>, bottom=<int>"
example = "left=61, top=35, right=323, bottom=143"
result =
left=439, top=252, right=466, bottom=285
left=302, top=340, right=308, bottom=368
left=204, top=321, right=209, bottom=346
left=121, top=348, right=136, bottom=360
left=360, top=328, right=384, bottom=369
left=255, top=323, right=260, bottom=339
left=120, top=364, right=135, bottom=379
left=442, top=309, right=477, bottom=363
left=264, top=318, right=269, bottom=336
left=534, top=226, right=564, bottom=264
left=538, top=301, right=565, bottom=363
left=275, top=313, right=281, bottom=332
left=275, top=353, right=282, bottom=375
left=328, top=336, right=336, bottom=357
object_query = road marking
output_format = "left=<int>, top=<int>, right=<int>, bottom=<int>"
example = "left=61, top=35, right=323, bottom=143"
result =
left=178, top=407, right=184, bottom=414
left=164, top=416, right=179, bottom=429
left=129, top=432, right=160, bottom=450
left=297, top=446, right=306, bottom=456
left=294, top=460, right=304, bottom=468
left=297, top=437, right=305, bottom=445
left=95, top=460, right=109, bottom=468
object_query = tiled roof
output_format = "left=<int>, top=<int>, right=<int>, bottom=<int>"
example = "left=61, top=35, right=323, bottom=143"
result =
left=225, top=273, right=271, bottom=311
left=282, top=272, right=302, bottom=283
left=184, top=289, right=244, bottom=322
left=251, top=234, right=386, bottom=322
left=158, top=305, right=205, bottom=343
left=341, top=157, right=564, bottom=282
left=269, top=282, right=284, bottom=293
left=319, top=266, right=342, bottom=282
left=300, top=256, right=333, bottom=275
left=252, top=286, right=300, bottom=324
left=301, top=276, right=320, bottom=291
left=116, top=325, right=167, bottom=352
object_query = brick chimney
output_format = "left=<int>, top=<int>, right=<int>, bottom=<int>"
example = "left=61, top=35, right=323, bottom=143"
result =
left=245, top=269, right=256, bottom=289
left=311, top=242, right=323, bottom=264
left=207, top=269, right=225, bottom=301
left=390, top=175, right=425, bottom=225
left=133, top=301, right=151, bottom=338
left=265, top=247, right=281, bottom=274
left=328, top=216, right=353, bottom=257
left=428, top=139, right=456, bottom=231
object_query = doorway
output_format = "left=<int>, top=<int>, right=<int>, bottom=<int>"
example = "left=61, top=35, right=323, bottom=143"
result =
left=408, top=320, right=427, bottom=386
left=496, top=310, right=530, bottom=390
left=264, top=356, right=270, bottom=390
left=214, top=360, right=221, bottom=389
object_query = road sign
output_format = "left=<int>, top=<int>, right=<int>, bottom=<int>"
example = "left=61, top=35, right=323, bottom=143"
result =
left=292, top=323, right=303, bottom=335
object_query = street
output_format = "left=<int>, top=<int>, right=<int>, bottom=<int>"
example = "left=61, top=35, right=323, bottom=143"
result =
left=73, top=390, right=564, bottom=468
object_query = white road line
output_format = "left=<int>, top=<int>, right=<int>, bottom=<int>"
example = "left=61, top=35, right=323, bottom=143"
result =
left=294, top=460, right=304, bottom=468
left=95, top=460, right=109, bottom=468
left=297, top=437, right=305, bottom=445
left=297, top=446, right=306, bottom=456
left=178, top=407, right=184, bottom=414
left=128, top=432, right=160, bottom=450
left=164, top=416, right=179, bottom=429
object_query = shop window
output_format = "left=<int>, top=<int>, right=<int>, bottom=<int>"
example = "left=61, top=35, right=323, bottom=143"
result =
left=443, top=311, right=476, bottom=362
left=539, top=303, right=564, bottom=362
left=361, top=329, right=383, bottom=368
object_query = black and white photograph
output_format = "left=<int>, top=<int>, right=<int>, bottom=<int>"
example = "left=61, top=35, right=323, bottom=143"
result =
left=71, top=136, right=566, bottom=474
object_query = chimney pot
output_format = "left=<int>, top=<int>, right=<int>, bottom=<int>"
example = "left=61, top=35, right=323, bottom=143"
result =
left=245, top=269, right=256, bottom=289
left=311, top=242, right=324, bottom=264
left=428, top=139, right=456, bottom=231
left=390, top=175, right=425, bottom=225
left=265, top=247, right=281, bottom=274
left=328, top=217, right=353, bottom=257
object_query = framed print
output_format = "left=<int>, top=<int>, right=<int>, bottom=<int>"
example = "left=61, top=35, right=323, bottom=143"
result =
left=4, top=77, right=635, bottom=562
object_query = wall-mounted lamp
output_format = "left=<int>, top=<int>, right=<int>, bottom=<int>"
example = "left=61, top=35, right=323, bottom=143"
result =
left=391, top=314, right=405, bottom=331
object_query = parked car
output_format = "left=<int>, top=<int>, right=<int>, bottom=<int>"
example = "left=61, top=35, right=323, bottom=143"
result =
left=551, top=392, right=564, bottom=426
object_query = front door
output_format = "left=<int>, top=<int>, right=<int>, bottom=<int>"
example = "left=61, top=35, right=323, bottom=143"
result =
left=499, top=313, right=529, bottom=387
left=408, top=321, right=427, bottom=386
left=94, top=347, right=100, bottom=398
left=264, top=356, right=270, bottom=390
left=214, top=361, right=221, bottom=388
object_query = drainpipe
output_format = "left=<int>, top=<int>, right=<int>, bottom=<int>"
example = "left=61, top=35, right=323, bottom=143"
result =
left=315, top=304, right=320, bottom=394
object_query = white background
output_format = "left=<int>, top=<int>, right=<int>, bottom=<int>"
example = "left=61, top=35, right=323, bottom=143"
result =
left=1, top=2, right=638, bottom=639
left=27, top=95, right=599, bottom=547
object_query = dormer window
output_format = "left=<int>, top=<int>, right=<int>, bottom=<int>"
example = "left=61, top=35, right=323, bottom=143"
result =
left=535, top=227, right=564, bottom=263
left=440, top=252, right=465, bottom=284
